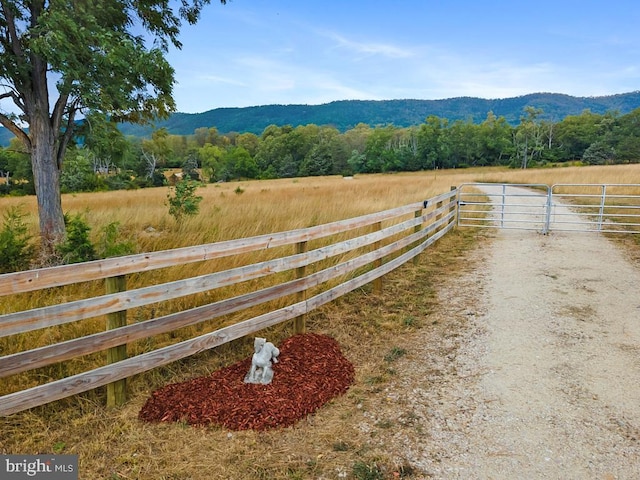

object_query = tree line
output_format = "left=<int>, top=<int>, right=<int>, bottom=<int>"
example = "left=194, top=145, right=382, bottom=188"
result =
left=1, top=106, right=639, bottom=195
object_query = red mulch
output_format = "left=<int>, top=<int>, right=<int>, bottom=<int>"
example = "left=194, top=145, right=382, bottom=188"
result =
left=138, top=333, right=355, bottom=430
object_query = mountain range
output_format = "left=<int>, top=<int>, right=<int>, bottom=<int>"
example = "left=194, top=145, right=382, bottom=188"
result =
left=2, top=91, right=640, bottom=146
left=117, top=91, right=640, bottom=136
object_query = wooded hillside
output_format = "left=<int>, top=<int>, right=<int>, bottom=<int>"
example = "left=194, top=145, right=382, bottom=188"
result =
left=117, top=91, right=640, bottom=137
left=1, top=91, right=639, bottom=146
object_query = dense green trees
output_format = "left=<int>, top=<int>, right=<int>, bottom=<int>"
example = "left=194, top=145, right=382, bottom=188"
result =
left=612, top=109, right=640, bottom=162
left=1, top=107, right=639, bottom=200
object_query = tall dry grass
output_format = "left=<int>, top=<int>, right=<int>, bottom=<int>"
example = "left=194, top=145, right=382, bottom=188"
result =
left=1, top=170, right=491, bottom=249
left=1, top=170, right=486, bottom=351
left=474, top=162, right=640, bottom=186
left=2, top=165, right=638, bottom=361
left=5, top=164, right=638, bottom=252
left=1, top=165, right=639, bottom=479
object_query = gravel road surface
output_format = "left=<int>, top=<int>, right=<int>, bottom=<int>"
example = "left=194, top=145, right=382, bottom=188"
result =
left=364, top=186, right=640, bottom=479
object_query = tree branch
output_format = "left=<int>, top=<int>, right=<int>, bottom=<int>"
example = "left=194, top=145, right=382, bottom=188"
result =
left=0, top=0, right=25, bottom=59
left=0, top=111, right=30, bottom=149
left=56, top=99, right=79, bottom=169
left=0, top=88, right=26, bottom=112
left=51, top=92, right=69, bottom=133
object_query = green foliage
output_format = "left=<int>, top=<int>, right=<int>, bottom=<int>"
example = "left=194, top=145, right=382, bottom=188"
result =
left=225, top=146, right=259, bottom=179
left=97, top=222, right=136, bottom=258
left=103, top=171, right=138, bottom=190
left=4, top=100, right=640, bottom=203
left=60, top=151, right=103, bottom=193
left=13, top=105, right=640, bottom=201
left=299, top=141, right=333, bottom=176
left=29, top=2, right=183, bottom=121
left=554, top=110, right=604, bottom=159
left=57, top=213, right=97, bottom=264
left=611, top=109, right=640, bottom=162
left=384, top=347, right=407, bottom=363
left=167, top=180, right=203, bottom=222
left=583, top=141, right=615, bottom=165
left=362, top=125, right=398, bottom=173
left=0, top=140, right=32, bottom=195
left=403, top=315, right=417, bottom=327
left=52, top=442, right=66, bottom=454
left=0, top=206, right=35, bottom=273
left=78, top=112, right=133, bottom=179
left=199, top=143, right=225, bottom=182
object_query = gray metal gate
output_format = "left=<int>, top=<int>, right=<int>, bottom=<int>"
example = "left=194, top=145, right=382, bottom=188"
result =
left=457, top=183, right=640, bottom=234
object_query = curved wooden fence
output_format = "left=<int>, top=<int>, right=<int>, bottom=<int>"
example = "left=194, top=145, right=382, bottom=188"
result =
left=0, top=188, right=458, bottom=416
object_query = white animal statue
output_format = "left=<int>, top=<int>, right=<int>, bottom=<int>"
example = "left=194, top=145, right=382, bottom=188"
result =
left=244, top=337, right=280, bottom=384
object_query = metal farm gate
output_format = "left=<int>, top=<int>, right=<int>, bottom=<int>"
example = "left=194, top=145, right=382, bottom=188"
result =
left=457, top=183, right=640, bottom=234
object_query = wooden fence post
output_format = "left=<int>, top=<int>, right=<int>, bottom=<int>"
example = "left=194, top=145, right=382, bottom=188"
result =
left=413, top=208, right=423, bottom=265
left=105, top=275, right=127, bottom=407
left=450, top=186, right=458, bottom=223
left=293, top=240, right=308, bottom=334
left=373, top=221, right=383, bottom=294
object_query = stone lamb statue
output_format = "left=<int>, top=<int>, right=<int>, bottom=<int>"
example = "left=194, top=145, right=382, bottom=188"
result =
left=244, top=337, right=280, bottom=385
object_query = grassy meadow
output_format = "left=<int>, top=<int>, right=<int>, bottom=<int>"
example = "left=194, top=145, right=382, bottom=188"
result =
left=2, top=164, right=639, bottom=250
left=1, top=164, right=640, bottom=479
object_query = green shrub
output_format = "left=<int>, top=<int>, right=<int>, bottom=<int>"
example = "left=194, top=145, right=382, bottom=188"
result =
left=57, top=213, right=96, bottom=264
left=98, top=222, right=136, bottom=258
left=60, top=154, right=101, bottom=193
left=583, top=141, right=615, bottom=165
left=167, top=180, right=203, bottom=223
left=0, top=206, right=34, bottom=273
left=384, top=346, right=407, bottom=363
left=104, top=171, right=137, bottom=191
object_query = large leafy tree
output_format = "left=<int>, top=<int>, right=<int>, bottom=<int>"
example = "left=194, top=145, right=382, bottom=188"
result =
left=0, top=0, right=225, bottom=254
left=513, top=107, right=544, bottom=169
left=554, top=110, right=605, bottom=161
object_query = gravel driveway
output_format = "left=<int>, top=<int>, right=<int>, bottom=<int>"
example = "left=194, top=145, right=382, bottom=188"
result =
left=367, top=186, right=640, bottom=479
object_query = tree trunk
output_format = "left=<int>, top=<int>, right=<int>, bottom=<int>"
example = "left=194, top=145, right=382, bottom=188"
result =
left=31, top=115, right=65, bottom=255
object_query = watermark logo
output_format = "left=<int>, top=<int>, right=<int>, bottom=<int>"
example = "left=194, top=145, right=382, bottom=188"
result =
left=1, top=455, right=78, bottom=479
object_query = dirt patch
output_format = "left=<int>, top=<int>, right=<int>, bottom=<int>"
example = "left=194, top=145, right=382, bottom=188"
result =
left=138, top=333, right=354, bottom=431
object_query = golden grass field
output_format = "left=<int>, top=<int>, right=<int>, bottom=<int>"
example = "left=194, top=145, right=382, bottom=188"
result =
left=1, top=164, right=639, bottom=479
left=1, top=164, right=638, bottom=250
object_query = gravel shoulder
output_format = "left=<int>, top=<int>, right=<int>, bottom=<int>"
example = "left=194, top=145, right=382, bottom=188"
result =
left=366, top=187, right=640, bottom=479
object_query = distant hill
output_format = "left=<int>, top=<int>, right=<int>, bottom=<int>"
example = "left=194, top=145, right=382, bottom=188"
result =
left=2, top=92, right=640, bottom=145
left=117, top=91, right=640, bottom=137
left=0, top=127, right=14, bottom=146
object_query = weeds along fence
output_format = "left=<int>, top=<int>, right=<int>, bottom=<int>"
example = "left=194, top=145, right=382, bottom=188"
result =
left=0, top=188, right=458, bottom=416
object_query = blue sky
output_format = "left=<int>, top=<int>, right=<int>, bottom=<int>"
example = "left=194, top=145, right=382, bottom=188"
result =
left=167, top=0, right=640, bottom=113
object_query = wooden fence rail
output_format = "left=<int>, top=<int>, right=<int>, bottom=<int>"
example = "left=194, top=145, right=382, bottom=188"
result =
left=0, top=188, right=458, bottom=416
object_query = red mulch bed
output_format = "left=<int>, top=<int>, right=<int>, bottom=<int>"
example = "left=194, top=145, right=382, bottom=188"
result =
left=138, top=333, right=355, bottom=430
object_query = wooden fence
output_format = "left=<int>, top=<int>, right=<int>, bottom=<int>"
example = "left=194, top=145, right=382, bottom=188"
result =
left=0, top=188, right=458, bottom=416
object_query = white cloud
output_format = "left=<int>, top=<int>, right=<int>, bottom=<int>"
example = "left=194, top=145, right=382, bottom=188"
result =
left=171, top=6, right=640, bottom=112
left=320, top=30, right=414, bottom=59
left=195, top=75, right=249, bottom=87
